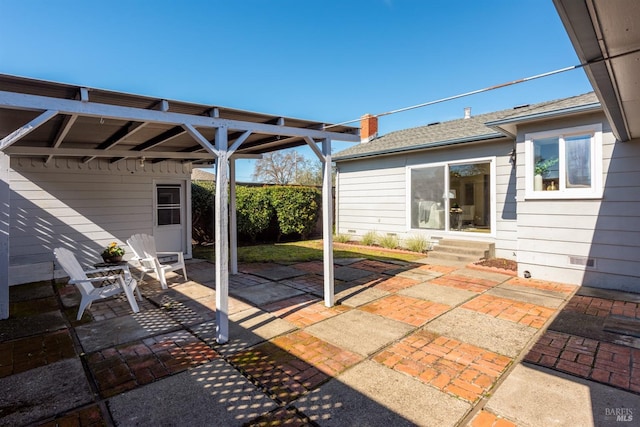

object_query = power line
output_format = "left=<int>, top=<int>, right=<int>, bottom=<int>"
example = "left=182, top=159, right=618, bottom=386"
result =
left=325, top=64, right=582, bottom=129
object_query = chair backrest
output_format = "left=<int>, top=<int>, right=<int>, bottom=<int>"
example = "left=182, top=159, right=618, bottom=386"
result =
left=127, top=233, right=158, bottom=259
left=53, top=247, right=92, bottom=295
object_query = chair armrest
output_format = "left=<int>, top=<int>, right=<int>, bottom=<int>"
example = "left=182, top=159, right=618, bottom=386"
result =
left=84, top=266, right=129, bottom=275
left=70, top=275, right=122, bottom=284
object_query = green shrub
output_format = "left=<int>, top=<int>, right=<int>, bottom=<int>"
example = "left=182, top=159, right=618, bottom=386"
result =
left=236, top=186, right=273, bottom=241
left=191, top=181, right=215, bottom=243
left=334, top=233, right=351, bottom=243
left=269, top=186, right=321, bottom=239
left=379, top=234, right=399, bottom=250
left=361, top=230, right=379, bottom=246
left=404, top=234, right=430, bottom=253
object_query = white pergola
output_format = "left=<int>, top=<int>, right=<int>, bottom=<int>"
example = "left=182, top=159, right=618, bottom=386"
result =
left=0, top=74, right=360, bottom=343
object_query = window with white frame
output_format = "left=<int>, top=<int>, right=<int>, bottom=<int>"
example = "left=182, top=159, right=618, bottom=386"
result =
left=525, top=124, right=602, bottom=199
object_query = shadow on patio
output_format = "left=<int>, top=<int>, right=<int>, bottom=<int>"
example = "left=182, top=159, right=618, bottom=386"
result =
left=1, top=256, right=638, bottom=426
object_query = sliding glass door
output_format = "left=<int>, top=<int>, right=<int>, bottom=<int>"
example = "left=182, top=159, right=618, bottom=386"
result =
left=410, top=160, right=491, bottom=233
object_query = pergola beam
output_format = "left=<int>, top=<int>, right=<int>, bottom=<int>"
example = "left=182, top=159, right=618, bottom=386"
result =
left=0, top=90, right=360, bottom=143
left=3, top=146, right=216, bottom=160
left=0, top=109, right=58, bottom=150
left=46, top=113, right=78, bottom=164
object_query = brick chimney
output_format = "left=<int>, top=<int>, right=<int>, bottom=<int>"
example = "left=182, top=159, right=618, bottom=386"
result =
left=360, top=114, right=378, bottom=143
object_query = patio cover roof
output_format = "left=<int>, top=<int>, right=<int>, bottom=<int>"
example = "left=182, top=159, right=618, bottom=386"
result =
left=554, top=0, right=640, bottom=142
left=0, top=73, right=360, bottom=343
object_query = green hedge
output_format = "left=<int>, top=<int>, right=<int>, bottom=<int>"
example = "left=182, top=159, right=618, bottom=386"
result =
left=192, top=183, right=321, bottom=243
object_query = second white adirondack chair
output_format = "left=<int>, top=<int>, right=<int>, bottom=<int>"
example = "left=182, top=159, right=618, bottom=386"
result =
left=127, top=233, right=188, bottom=289
left=54, top=247, right=141, bottom=320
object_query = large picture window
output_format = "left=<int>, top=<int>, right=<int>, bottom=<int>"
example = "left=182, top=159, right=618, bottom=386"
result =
left=409, top=159, right=492, bottom=233
left=525, top=124, right=602, bottom=199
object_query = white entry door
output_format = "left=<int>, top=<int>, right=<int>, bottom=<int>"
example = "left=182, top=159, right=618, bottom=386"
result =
left=153, top=182, right=186, bottom=252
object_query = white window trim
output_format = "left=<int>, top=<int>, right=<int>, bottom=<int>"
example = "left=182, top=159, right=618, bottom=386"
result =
left=524, top=124, right=603, bottom=200
left=405, top=156, right=496, bottom=237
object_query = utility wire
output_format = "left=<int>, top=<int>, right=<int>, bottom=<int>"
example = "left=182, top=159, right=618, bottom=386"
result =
left=325, top=65, right=581, bottom=129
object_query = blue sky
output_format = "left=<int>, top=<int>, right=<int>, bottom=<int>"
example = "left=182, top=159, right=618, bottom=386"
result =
left=1, top=1, right=593, bottom=181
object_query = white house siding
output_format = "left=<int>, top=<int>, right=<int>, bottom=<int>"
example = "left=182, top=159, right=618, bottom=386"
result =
left=515, top=112, right=640, bottom=292
left=336, top=139, right=516, bottom=257
left=9, top=157, right=192, bottom=285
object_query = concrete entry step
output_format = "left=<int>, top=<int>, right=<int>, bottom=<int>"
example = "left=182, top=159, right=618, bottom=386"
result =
left=429, top=239, right=495, bottom=264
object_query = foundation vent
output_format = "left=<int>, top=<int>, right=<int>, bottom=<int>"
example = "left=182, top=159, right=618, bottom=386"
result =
left=569, top=256, right=596, bottom=268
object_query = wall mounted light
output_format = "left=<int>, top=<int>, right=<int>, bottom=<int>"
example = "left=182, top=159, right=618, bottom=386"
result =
left=139, top=157, right=145, bottom=167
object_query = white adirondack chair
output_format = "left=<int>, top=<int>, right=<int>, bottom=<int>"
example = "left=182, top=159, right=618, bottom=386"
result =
left=53, top=247, right=141, bottom=320
left=126, top=233, right=187, bottom=290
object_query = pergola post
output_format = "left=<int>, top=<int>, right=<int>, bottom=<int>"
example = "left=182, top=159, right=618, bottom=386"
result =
left=0, top=152, right=8, bottom=319
left=321, top=138, right=335, bottom=307
left=229, top=158, right=238, bottom=275
left=214, top=126, right=229, bottom=344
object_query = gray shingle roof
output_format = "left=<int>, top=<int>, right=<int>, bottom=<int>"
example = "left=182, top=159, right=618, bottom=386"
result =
left=334, top=92, right=599, bottom=161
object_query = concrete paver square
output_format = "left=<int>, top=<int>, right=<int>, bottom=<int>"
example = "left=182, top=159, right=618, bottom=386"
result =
left=426, top=308, right=537, bottom=357
left=399, top=282, right=476, bottom=306
left=429, top=274, right=499, bottom=293
left=249, top=265, right=307, bottom=281
left=0, top=329, right=76, bottom=378
left=263, top=295, right=350, bottom=327
left=10, top=281, right=55, bottom=302
left=192, top=308, right=297, bottom=355
left=0, top=358, right=93, bottom=426
left=334, top=266, right=376, bottom=282
left=338, top=286, right=389, bottom=308
left=108, top=358, right=277, bottom=425
left=487, top=363, right=640, bottom=427
left=75, top=308, right=181, bottom=353
left=170, top=281, right=215, bottom=300
left=230, top=282, right=305, bottom=306
left=488, top=284, right=567, bottom=308
left=305, top=310, right=413, bottom=357
left=0, top=310, right=67, bottom=341
left=334, top=257, right=365, bottom=266
left=394, top=268, right=441, bottom=283
left=293, top=360, right=470, bottom=427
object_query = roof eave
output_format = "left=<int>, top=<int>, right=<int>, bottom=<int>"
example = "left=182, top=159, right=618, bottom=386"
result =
left=486, top=103, right=602, bottom=136
left=334, top=133, right=506, bottom=162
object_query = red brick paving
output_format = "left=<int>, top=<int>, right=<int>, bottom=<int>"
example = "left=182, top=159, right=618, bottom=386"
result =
left=350, top=259, right=401, bottom=274
left=469, top=409, right=518, bottom=427
left=35, top=404, right=106, bottom=427
left=247, top=407, right=311, bottom=427
left=429, top=274, right=499, bottom=293
left=525, top=330, right=640, bottom=393
left=0, top=329, right=76, bottom=378
left=272, top=331, right=363, bottom=376
left=262, top=295, right=350, bottom=327
left=360, top=294, right=450, bottom=326
left=416, top=264, right=458, bottom=275
left=564, top=295, right=640, bottom=318
left=505, top=277, right=577, bottom=295
left=462, top=294, right=555, bottom=328
left=371, top=276, right=421, bottom=293
left=86, top=331, right=218, bottom=397
left=290, top=261, right=325, bottom=275
left=374, top=330, right=511, bottom=402
left=229, top=342, right=331, bottom=403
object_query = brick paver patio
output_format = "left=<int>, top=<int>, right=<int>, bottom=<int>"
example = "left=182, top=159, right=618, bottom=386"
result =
left=360, top=294, right=451, bottom=326
left=374, top=330, right=511, bottom=403
left=3, top=257, right=638, bottom=426
left=461, top=294, right=556, bottom=328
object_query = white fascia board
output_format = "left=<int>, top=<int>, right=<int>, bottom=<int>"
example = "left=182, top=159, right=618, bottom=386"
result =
left=0, top=90, right=360, bottom=142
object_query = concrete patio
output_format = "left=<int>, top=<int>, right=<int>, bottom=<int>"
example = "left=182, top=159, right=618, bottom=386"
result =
left=1, top=256, right=638, bottom=426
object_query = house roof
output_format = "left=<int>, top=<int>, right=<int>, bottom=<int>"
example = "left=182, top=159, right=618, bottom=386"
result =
left=0, top=74, right=360, bottom=165
left=333, top=92, right=600, bottom=162
left=191, top=168, right=216, bottom=181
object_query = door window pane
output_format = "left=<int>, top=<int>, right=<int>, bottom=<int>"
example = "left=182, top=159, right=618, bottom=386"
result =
left=449, top=163, right=491, bottom=231
left=157, top=185, right=181, bottom=226
left=411, top=166, right=445, bottom=230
